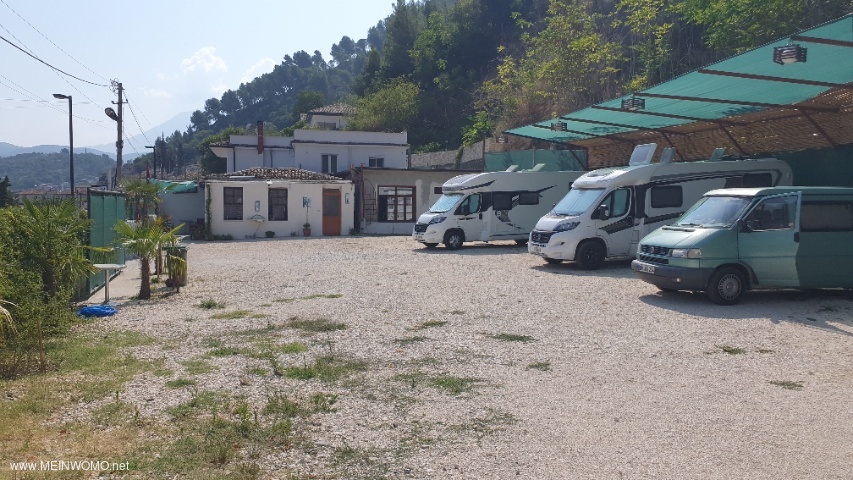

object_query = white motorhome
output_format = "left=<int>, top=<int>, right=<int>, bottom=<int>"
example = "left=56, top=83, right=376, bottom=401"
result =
left=413, top=169, right=584, bottom=249
left=528, top=145, right=793, bottom=269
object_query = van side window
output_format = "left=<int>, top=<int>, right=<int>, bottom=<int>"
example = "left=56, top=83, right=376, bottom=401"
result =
left=743, top=173, right=773, bottom=187
left=456, top=194, right=481, bottom=215
left=518, top=192, right=539, bottom=205
left=801, top=201, right=853, bottom=232
left=600, top=188, right=630, bottom=218
left=650, top=186, right=682, bottom=208
left=745, top=196, right=796, bottom=231
left=493, top=193, right=513, bottom=210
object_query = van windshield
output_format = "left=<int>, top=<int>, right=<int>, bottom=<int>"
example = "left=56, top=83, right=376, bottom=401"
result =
left=429, top=193, right=464, bottom=213
left=674, top=196, right=753, bottom=228
left=553, top=188, right=605, bottom=216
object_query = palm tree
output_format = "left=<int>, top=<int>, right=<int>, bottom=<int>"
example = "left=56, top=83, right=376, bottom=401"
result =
left=115, top=218, right=184, bottom=300
left=121, top=178, right=164, bottom=222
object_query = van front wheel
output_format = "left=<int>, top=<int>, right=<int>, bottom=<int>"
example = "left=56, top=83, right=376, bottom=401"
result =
left=576, top=242, right=605, bottom=270
left=707, top=267, right=746, bottom=305
left=444, top=230, right=464, bottom=250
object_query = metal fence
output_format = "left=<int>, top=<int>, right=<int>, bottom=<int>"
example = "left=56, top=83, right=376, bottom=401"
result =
left=85, top=189, right=127, bottom=297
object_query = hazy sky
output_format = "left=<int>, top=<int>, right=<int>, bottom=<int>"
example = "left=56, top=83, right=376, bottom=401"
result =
left=0, top=0, right=395, bottom=153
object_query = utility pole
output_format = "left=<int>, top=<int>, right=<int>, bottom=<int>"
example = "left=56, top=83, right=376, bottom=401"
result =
left=115, top=82, right=124, bottom=185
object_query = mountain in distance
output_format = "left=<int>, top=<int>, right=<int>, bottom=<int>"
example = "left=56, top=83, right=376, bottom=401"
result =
left=0, top=112, right=192, bottom=160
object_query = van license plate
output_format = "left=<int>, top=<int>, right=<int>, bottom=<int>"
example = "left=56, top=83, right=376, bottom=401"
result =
left=637, top=263, right=655, bottom=274
left=531, top=246, right=541, bottom=254
left=414, top=233, right=424, bottom=241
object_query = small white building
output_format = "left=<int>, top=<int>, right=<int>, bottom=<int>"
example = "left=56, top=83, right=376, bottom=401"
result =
left=204, top=168, right=354, bottom=239
left=209, top=127, right=409, bottom=175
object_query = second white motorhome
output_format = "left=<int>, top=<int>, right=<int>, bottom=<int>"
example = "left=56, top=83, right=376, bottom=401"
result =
left=413, top=169, right=584, bottom=249
left=528, top=146, right=793, bottom=269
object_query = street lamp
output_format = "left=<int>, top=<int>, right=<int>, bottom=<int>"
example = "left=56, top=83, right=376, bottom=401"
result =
left=145, top=145, right=156, bottom=179
left=53, top=93, right=74, bottom=196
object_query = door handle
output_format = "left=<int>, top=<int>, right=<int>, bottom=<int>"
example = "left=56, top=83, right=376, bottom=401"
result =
left=794, top=232, right=799, bottom=243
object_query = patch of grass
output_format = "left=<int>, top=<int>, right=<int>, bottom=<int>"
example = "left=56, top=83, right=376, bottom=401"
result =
left=180, top=359, right=216, bottom=375
left=91, top=400, right=139, bottom=427
left=429, top=374, right=480, bottom=395
left=250, top=313, right=272, bottom=319
left=285, top=356, right=367, bottom=382
left=394, top=336, right=428, bottom=346
left=285, top=317, right=347, bottom=333
left=718, top=345, right=746, bottom=355
left=492, top=333, right=535, bottom=343
left=757, top=348, right=775, bottom=354
left=209, top=346, right=243, bottom=357
left=333, top=445, right=390, bottom=478
left=274, top=293, right=343, bottom=303
left=769, top=380, right=804, bottom=390
left=414, top=320, right=448, bottom=330
left=165, top=390, right=223, bottom=419
left=197, top=298, right=226, bottom=309
left=166, top=378, right=196, bottom=388
left=247, top=366, right=268, bottom=376
left=278, top=341, right=309, bottom=354
left=210, top=309, right=253, bottom=320
left=527, top=361, right=551, bottom=371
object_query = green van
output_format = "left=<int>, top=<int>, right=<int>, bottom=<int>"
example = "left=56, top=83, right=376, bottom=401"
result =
left=632, top=187, right=853, bottom=304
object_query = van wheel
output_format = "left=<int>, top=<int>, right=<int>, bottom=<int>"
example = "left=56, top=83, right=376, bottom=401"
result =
left=514, top=239, right=528, bottom=246
left=576, top=242, right=605, bottom=270
left=707, top=267, right=746, bottom=305
left=422, top=243, right=438, bottom=249
left=444, top=230, right=464, bottom=250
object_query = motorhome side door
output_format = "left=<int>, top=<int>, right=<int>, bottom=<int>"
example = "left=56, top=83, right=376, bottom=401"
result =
left=594, top=187, right=633, bottom=257
left=738, top=192, right=801, bottom=287
left=455, top=194, right=483, bottom=242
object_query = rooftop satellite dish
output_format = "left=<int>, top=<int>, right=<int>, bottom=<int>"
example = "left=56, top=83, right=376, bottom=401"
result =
left=628, top=143, right=657, bottom=166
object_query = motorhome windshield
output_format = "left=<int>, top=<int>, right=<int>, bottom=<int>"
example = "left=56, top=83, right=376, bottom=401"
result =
left=552, top=188, right=605, bottom=216
left=674, top=196, right=753, bottom=228
left=429, top=193, right=464, bottom=213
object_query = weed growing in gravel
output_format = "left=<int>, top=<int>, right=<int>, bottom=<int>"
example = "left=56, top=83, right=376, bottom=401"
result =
left=492, top=333, right=535, bottom=343
left=334, top=445, right=390, bottom=479
left=449, top=309, right=465, bottom=315
left=210, top=309, right=253, bottom=320
left=180, top=359, right=216, bottom=375
left=718, top=345, right=746, bottom=355
left=449, top=408, right=517, bottom=440
left=286, top=316, right=347, bottom=333
left=209, top=346, right=243, bottom=357
left=247, top=366, right=268, bottom=376
left=166, top=378, right=196, bottom=388
left=275, top=294, right=343, bottom=303
left=394, top=336, right=428, bottom=346
left=414, top=320, right=448, bottom=330
left=429, top=374, right=481, bottom=395
left=285, top=356, right=367, bottom=382
left=769, top=380, right=804, bottom=390
left=527, top=361, right=551, bottom=371
left=197, top=298, right=226, bottom=309
left=757, top=348, right=775, bottom=354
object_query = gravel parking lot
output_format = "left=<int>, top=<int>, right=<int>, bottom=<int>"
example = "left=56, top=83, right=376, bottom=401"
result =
left=91, top=235, right=853, bottom=479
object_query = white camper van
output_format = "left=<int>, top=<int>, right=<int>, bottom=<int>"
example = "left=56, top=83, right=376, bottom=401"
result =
left=528, top=145, right=793, bottom=269
left=413, top=169, right=584, bottom=249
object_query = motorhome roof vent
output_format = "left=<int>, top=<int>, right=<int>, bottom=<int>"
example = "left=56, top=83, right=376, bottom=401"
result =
left=708, top=147, right=726, bottom=161
left=531, top=163, right=546, bottom=171
left=587, top=168, right=618, bottom=178
left=505, top=165, right=519, bottom=172
left=628, top=143, right=657, bottom=166
left=659, top=148, right=675, bottom=164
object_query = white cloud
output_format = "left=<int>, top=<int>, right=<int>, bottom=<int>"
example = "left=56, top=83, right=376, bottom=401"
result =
left=181, top=47, right=228, bottom=74
left=142, top=88, right=172, bottom=100
left=156, top=73, right=166, bottom=81
left=241, top=58, right=276, bottom=84
left=209, top=80, right=228, bottom=96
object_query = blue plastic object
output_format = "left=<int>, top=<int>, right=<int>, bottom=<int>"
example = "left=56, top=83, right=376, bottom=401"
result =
left=78, top=305, right=117, bottom=317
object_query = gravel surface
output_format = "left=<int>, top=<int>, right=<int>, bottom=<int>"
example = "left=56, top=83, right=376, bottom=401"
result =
left=82, top=235, right=853, bottom=479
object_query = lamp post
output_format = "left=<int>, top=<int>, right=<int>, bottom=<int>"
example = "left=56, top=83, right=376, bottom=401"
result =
left=145, top=145, right=156, bottom=179
left=53, top=94, right=74, bottom=197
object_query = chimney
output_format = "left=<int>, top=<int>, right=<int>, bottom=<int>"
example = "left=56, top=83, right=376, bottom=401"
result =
left=257, top=121, right=264, bottom=154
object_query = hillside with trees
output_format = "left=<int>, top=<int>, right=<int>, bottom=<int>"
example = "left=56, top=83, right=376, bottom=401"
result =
left=0, top=150, right=115, bottom=190
left=131, top=0, right=851, bottom=176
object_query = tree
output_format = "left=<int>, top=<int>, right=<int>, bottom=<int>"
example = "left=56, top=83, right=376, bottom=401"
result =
left=0, top=176, right=14, bottom=207
left=121, top=178, right=162, bottom=221
left=292, top=91, right=326, bottom=120
left=114, top=218, right=182, bottom=300
left=346, top=79, right=420, bottom=132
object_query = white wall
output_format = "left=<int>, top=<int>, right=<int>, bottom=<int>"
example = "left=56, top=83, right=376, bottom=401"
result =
left=158, top=190, right=205, bottom=234
left=207, top=180, right=354, bottom=239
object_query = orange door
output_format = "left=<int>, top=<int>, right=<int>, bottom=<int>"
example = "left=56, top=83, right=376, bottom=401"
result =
left=322, top=189, right=342, bottom=236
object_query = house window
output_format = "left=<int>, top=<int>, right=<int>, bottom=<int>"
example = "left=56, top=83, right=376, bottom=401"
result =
left=378, top=186, right=415, bottom=222
left=224, top=187, right=243, bottom=220
left=369, top=157, right=384, bottom=168
left=322, top=154, right=338, bottom=173
left=268, top=188, right=288, bottom=221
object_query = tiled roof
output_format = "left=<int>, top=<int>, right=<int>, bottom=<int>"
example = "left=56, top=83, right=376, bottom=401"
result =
left=308, top=103, right=355, bottom=116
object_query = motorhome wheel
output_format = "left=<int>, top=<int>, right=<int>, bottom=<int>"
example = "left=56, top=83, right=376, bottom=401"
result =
left=514, top=239, right=528, bottom=246
left=707, top=267, right=745, bottom=305
left=576, top=242, right=605, bottom=270
left=544, top=258, right=563, bottom=265
left=444, top=230, right=464, bottom=250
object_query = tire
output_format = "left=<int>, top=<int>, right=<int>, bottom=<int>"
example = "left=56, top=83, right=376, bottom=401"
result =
left=514, top=239, right=528, bottom=246
left=575, top=241, right=605, bottom=270
left=706, top=267, right=746, bottom=305
left=544, top=258, right=563, bottom=265
left=422, top=243, right=438, bottom=249
left=444, top=230, right=464, bottom=250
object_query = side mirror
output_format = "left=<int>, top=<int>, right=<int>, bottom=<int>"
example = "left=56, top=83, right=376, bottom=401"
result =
left=741, top=219, right=758, bottom=232
left=597, top=204, right=610, bottom=220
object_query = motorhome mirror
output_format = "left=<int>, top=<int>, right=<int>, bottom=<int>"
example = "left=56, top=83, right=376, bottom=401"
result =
left=597, top=204, right=610, bottom=220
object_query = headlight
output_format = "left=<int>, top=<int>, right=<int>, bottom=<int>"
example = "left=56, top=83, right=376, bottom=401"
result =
left=670, top=248, right=702, bottom=258
left=428, top=216, right=446, bottom=225
left=553, top=221, right=580, bottom=232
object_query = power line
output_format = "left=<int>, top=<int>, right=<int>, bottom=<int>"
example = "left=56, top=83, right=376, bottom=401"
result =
left=0, top=33, right=108, bottom=87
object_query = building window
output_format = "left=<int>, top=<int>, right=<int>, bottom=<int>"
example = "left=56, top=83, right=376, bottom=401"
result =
left=268, top=188, right=288, bottom=221
left=224, top=187, right=243, bottom=220
left=322, top=154, right=338, bottom=173
left=369, top=157, right=384, bottom=167
left=378, top=186, right=415, bottom=222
